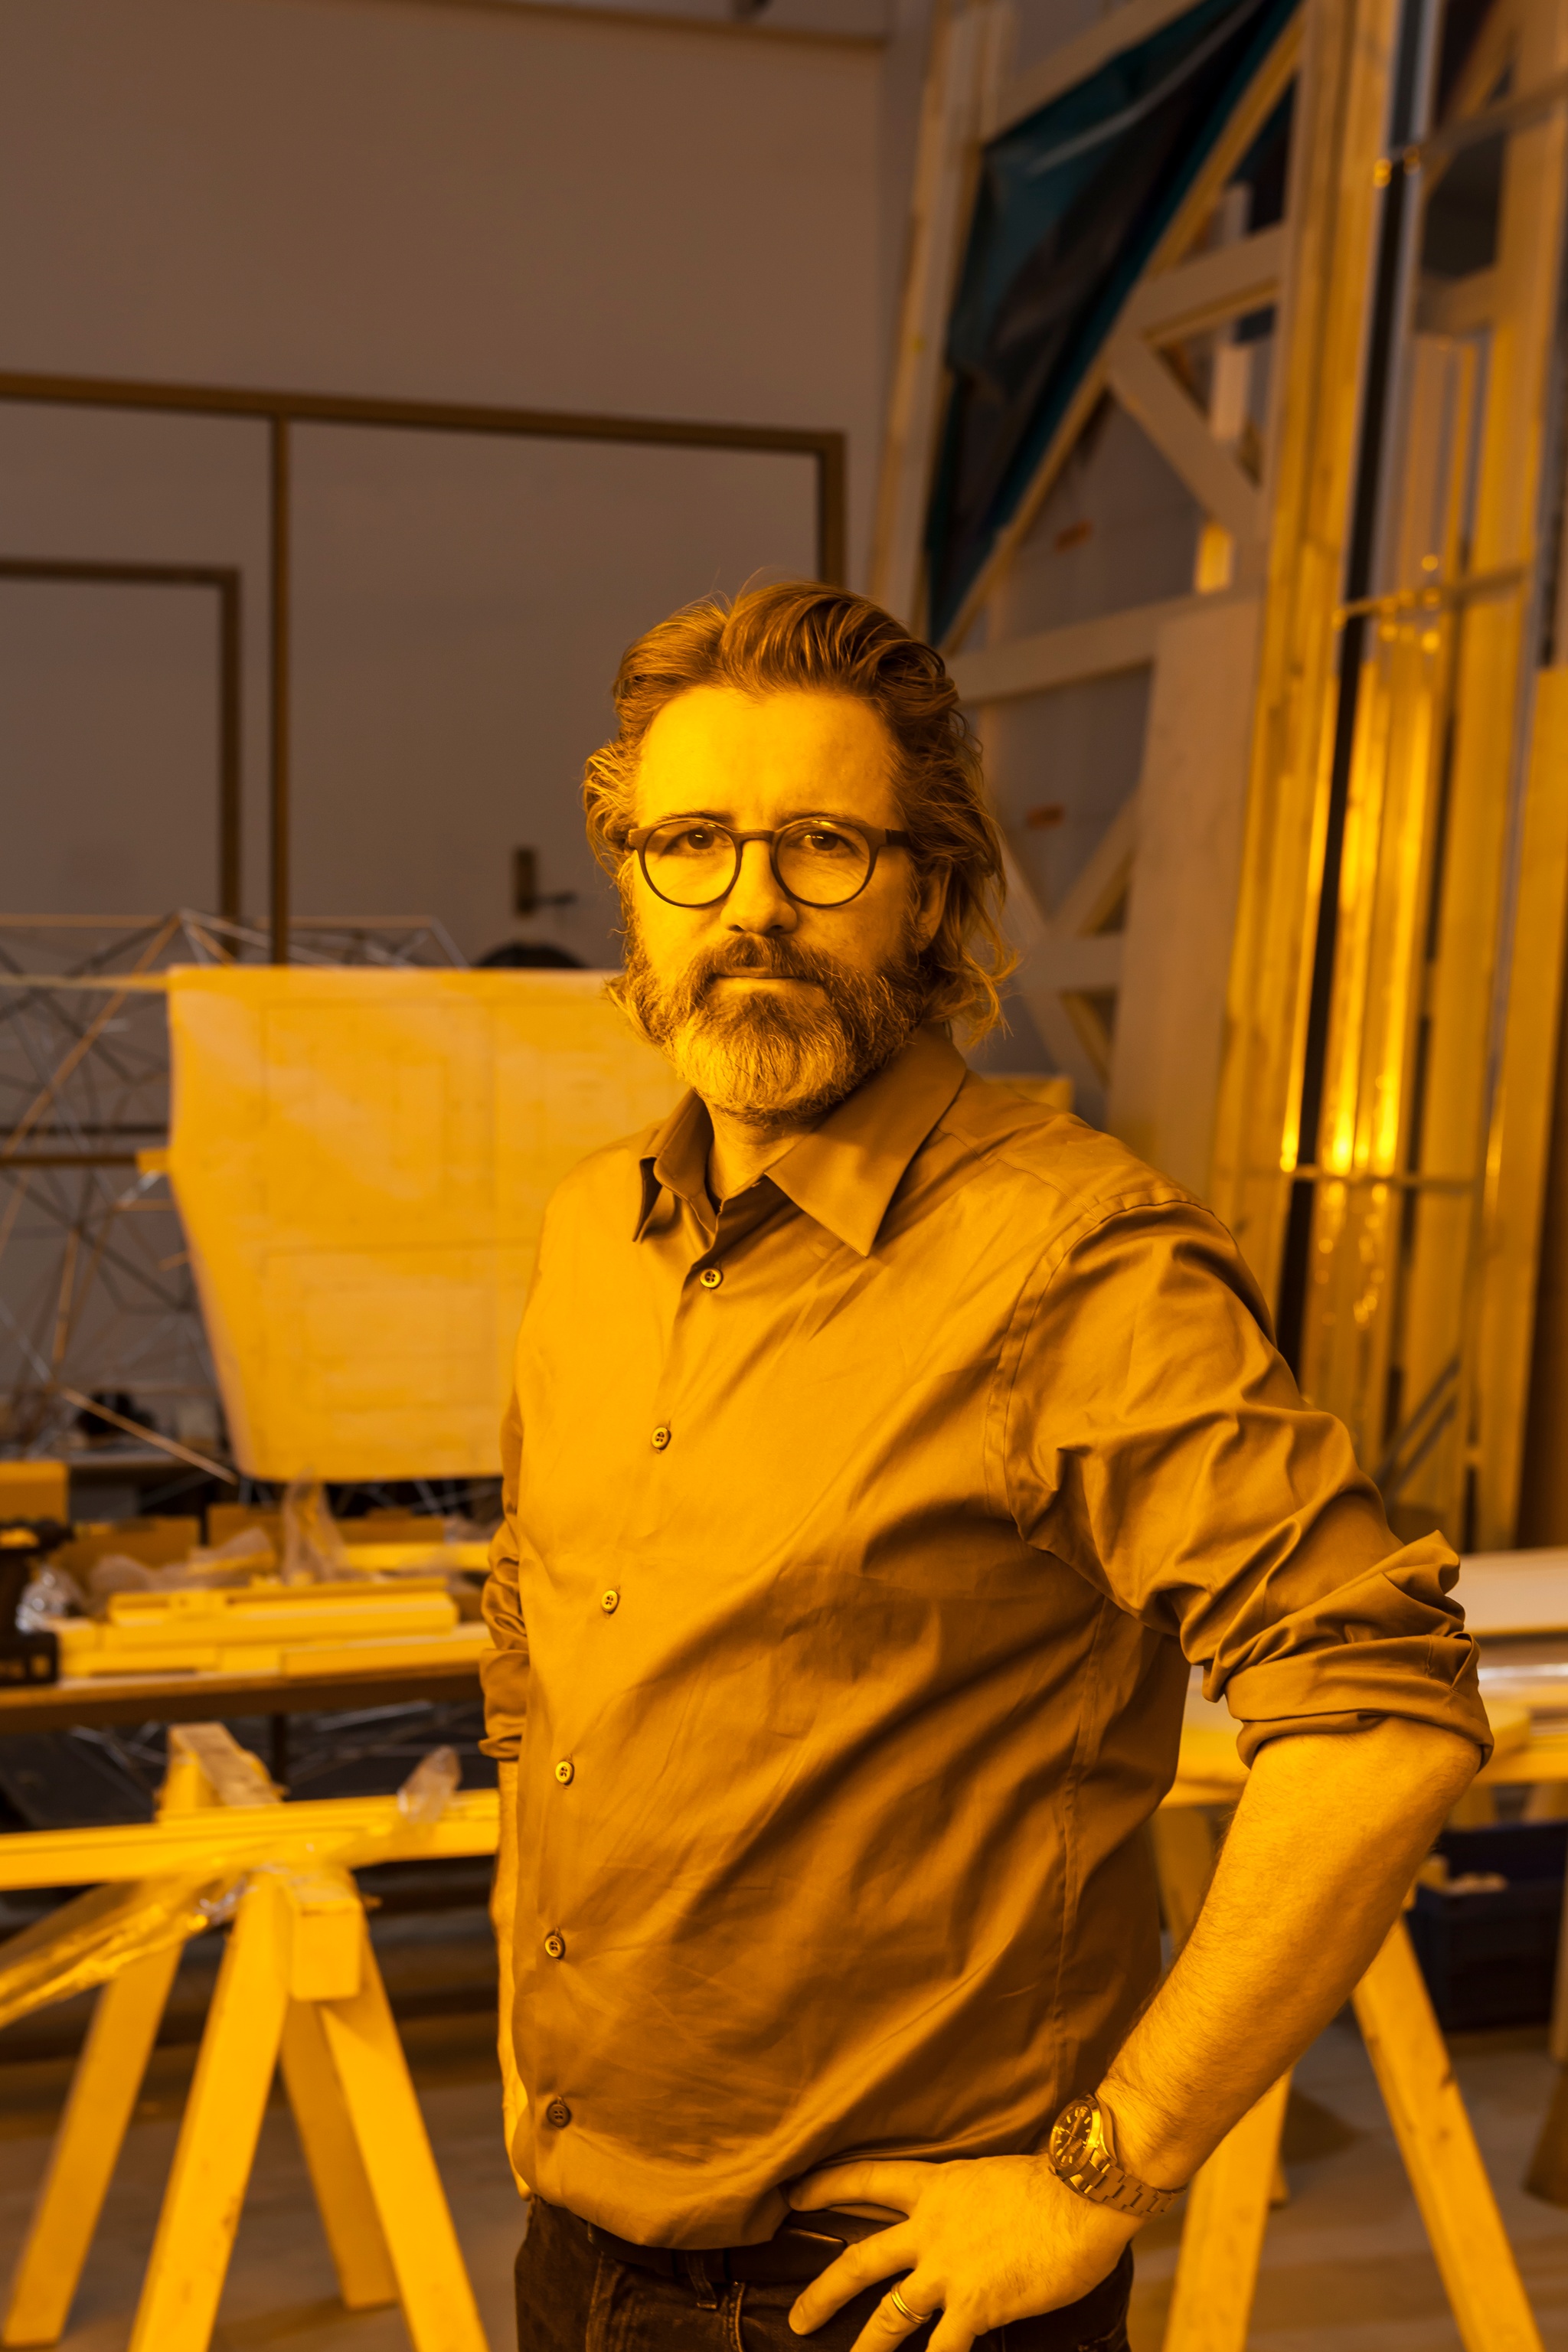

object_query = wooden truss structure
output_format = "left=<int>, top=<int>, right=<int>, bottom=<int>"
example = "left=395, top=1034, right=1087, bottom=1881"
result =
left=882, top=0, right=1568, bottom=1549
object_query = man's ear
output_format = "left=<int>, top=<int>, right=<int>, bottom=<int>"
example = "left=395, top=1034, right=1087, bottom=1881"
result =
left=914, top=862, right=949, bottom=952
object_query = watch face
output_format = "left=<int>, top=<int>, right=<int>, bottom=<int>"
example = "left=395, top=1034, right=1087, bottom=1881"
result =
left=1050, top=2098, right=1099, bottom=2170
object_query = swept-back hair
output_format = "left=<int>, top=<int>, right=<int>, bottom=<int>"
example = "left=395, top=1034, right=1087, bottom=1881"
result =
left=582, top=581, right=1014, bottom=1041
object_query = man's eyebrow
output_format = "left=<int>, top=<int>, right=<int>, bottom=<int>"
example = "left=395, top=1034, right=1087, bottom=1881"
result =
left=642, top=807, right=868, bottom=828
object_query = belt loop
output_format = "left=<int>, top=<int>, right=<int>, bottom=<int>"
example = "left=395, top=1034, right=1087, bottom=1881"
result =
left=681, top=2249, right=721, bottom=2309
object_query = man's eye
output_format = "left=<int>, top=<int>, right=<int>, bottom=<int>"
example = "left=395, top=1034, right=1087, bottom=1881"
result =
left=799, top=828, right=858, bottom=857
left=667, top=826, right=718, bottom=854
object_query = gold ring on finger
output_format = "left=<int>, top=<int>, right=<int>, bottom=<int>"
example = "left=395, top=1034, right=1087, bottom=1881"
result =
left=889, top=2285, right=936, bottom=2325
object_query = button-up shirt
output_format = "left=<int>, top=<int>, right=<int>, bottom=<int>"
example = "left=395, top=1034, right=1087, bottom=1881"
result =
left=481, top=1027, right=1488, bottom=2249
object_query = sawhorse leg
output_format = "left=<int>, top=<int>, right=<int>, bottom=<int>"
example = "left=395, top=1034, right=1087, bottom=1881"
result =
left=1354, top=1917, right=1543, bottom=2352
left=279, top=2000, right=397, bottom=2309
left=127, top=1870, right=487, bottom=2352
left=313, top=1920, right=488, bottom=2352
left=127, top=1872, right=293, bottom=2352
left=1163, top=1917, right=1543, bottom=2352
left=1161, top=2072, right=1291, bottom=2352
left=2, top=1940, right=185, bottom=2347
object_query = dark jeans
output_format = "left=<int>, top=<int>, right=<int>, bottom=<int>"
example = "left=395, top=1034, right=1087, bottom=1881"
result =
left=515, top=2197, right=1133, bottom=2352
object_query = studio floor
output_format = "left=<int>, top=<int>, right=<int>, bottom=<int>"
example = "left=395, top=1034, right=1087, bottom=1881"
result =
left=1, top=1972, right=1566, bottom=2350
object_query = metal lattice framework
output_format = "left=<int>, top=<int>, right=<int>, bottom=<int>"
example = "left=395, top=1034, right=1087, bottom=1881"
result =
left=0, top=914, right=463, bottom=1470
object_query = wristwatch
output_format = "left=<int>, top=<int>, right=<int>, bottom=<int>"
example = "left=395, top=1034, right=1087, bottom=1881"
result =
left=1046, top=2092, right=1181, bottom=2219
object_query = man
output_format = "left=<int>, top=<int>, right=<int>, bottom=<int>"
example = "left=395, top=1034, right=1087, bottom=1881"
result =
left=482, top=582, right=1486, bottom=2352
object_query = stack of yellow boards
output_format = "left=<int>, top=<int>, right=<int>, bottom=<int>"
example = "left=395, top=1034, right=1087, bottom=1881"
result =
left=50, top=1541, right=494, bottom=1681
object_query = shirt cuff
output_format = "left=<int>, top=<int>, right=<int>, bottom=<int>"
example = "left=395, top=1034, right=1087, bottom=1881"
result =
left=1226, top=1638, right=1493, bottom=1767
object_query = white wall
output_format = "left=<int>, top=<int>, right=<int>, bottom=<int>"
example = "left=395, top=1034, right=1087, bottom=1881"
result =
left=0, top=0, right=884, bottom=959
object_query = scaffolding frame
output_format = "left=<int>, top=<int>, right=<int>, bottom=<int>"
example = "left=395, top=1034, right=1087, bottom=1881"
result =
left=0, top=914, right=462, bottom=1474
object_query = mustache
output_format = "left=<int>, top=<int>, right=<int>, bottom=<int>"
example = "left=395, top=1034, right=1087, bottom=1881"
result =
left=686, top=935, right=851, bottom=995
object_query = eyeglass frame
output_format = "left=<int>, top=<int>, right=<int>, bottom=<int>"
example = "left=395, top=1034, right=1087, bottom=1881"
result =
left=623, top=815, right=915, bottom=910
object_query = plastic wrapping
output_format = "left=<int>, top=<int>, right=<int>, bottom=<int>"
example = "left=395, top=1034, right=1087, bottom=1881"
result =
left=281, top=1474, right=349, bottom=1585
left=397, top=1746, right=462, bottom=1824
left=16, top=1566, right=87, bottom=1628
left=87, top=1527, right=275, bottom=1602
left=0, top=1871, right=236, bottom=2032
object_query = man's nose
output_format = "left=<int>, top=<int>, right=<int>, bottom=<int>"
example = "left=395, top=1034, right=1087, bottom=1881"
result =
left=725, top=838, right=798, bottom=933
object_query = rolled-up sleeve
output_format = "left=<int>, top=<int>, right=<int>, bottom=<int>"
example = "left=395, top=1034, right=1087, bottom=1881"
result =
left=1004, top=1197, right=1492, bottom=1764
left=479, top=1384, right=529, bottom=1762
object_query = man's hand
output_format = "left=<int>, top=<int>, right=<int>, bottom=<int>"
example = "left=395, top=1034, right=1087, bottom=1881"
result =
left=786, top=2156, right=1138, bottom=2352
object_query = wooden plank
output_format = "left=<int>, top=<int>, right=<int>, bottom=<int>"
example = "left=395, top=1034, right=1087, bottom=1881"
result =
left=279, top=2001, right=399, bottom=2311
left=0, top=1788, right=498, bottom=1891
left=1354, top=1919, right=1544, bottom=2352
left=128, top=1877, right=293, bottom=2352
left=1417, top=267, right=1501, bottom=336
left=0, top=1655, right=482, bottom=1737
left=1478, top=671, right=1568, bottom=1548
left=1032, top=935, right=1125, bottom=990
left=950, top=594, right=1223, bottom=704
left=1452, top=1549, right=1568, bottom=1634
left=1122, top=225, right=1288, bottom=341
left=2, top=1945, right=185, bottom=2347
left=318, top=1927, right=489, bottom=2352
left=1162, top=2073, right=1292, bottom=2352
left=940, top=17, right=1299, bottom=648
left=871, top=1, right=995, bottom=626
left=1105, top=335, right=1268, bottom=546
left=1109, top=596, right=1263, bottom=1194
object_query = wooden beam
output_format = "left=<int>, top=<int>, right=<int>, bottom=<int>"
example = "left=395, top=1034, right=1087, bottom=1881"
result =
left=1354, top=1919, right=1545, bottom=2352
left=1417, top=267, right=1500, bottom=337
left=871, top=2, right=998, bottom=626
left=939, top=15, right=1299, bottom=648
left=949, top=587, right=1251, bottom=704
left=1106, top=335, right=1267, bottom=544
left=1033, top=934, right=1125, bottom=990
left=1123, top=224, right=1287, bottom=341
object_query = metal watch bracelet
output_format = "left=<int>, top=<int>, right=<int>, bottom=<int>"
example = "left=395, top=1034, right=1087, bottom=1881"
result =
left=1045, top=2092, right=1181, bottom=2220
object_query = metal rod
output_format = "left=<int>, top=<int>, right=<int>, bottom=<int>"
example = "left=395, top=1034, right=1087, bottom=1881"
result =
left=270, top=416, right=290, bottom=965
left=54, top=1382, right=237, bottom=1484
left=219, top=573, right=243, bottom=923
left=0, top=371, right=848, bottom=601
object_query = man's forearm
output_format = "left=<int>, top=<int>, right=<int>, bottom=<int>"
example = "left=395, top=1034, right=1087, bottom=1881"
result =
left=1100, top=1717, right=1478, bottom=2189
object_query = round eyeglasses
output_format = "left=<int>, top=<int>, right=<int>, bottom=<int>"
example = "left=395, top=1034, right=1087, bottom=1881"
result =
left=626, top=816, right=913, bottom=910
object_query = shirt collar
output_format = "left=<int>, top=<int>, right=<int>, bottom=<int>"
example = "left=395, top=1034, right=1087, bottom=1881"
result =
left=635, top=1026, right=969, bottom=1257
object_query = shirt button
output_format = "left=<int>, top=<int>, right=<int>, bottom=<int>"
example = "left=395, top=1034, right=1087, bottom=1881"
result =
left=545, top=2098, right=572, bottom=2128
left=651, top=1425, right=671, bottom=1451
left=600, top=1588, right=620, bottom=1614
left=699, top=1266, right=723, bottom=1290
left=544, top=1931, right=567, bottom=1960
left=554, top=1759, right=574, bottom=1785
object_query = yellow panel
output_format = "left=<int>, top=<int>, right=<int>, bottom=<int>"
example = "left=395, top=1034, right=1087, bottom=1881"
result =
left=0, top=1462, right=68, bottom=1522
left=165, top=969, right=681, bottom=1481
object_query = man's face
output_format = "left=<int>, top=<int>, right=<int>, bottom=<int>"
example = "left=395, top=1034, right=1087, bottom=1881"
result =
left=619, top=686, right=946, bottom=1128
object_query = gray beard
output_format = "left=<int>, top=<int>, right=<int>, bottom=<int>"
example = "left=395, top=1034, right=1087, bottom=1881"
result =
left=613, top=921, right=931, bottom=1132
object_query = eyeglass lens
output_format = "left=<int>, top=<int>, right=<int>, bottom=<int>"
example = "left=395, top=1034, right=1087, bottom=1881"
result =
left=642, top=820, right=874, bottom=907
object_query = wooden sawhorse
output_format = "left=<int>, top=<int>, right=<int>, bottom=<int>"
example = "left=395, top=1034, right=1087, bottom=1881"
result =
left=0, top=1724, right=497, bottom=2352
left=1152, top=1733, right=1544, bottom=2352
